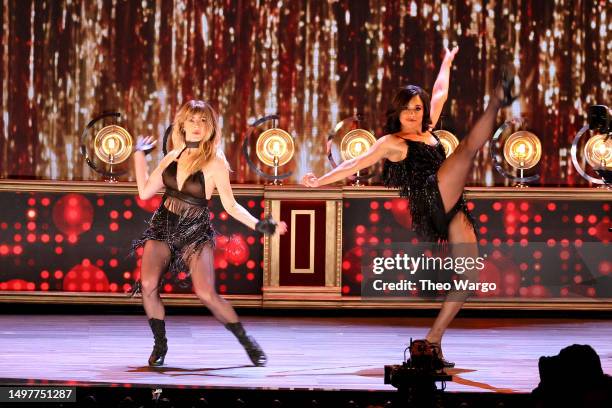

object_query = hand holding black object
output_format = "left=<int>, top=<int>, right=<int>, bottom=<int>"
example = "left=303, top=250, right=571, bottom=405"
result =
left=134, top=136, right=157, bottom=155
left=490, top=68, right=518, bottom=108
left=255, top=216, right=277, bottom=235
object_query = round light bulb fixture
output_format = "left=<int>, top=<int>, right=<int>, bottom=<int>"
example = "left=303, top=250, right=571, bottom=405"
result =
left=255, top=128, right=295, bottom=167
left=433, top=130, right=459, bottom=157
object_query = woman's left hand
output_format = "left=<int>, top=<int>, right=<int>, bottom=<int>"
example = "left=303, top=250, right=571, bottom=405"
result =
left=134, top=135, right=157, bottom=153
left=301, top=172, right=320, bottom=187
left=275, top=221, right=287, bottom=235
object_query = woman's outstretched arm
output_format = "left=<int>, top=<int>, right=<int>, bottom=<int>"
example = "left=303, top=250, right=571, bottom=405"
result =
left=301, top=136, right=392, bottom=187
left=429, top=46, right=458, bottom=129
left=211, top=153, right=287, bottom=234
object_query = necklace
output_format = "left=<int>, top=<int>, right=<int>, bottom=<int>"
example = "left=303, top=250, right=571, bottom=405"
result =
left=185, top=140, right=200, bottom=148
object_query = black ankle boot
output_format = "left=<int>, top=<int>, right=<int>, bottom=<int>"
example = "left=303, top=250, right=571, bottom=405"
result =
left=429, top=342, right=455, bottom=368
left=408, top=339, right=455, bottom=370
left=148, top=318, right=168, bottom=367
left=225, top=322, right=267, bottom=366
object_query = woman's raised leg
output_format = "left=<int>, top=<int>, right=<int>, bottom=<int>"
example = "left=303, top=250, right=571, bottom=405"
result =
left=436, top=97, right=503, bottom=213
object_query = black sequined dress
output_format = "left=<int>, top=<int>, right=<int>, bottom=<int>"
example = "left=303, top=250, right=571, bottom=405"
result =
left=130, top=147, right=216, bottom=294
left=382, top=134, right=476, bottom=243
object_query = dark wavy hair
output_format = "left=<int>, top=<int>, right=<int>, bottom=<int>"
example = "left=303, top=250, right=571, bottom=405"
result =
left=383, top=85, right=431, bottom=134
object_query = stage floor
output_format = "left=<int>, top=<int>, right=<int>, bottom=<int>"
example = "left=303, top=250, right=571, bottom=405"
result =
left=0, top=315, right=610, bottom=394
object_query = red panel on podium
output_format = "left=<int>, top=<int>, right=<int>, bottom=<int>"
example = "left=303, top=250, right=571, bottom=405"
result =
left=279, top=201, right=326, bottom=286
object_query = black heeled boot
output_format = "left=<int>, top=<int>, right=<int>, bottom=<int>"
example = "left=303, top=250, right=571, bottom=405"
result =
left=408, top=339, right=455, bottom=371
left=148, top=318, right=168, bottom=367
left=499, top=68, right=518, bottom=107
left=225, top=322, right=267, bottom=367
left=429, top=342, right=455, bottom=368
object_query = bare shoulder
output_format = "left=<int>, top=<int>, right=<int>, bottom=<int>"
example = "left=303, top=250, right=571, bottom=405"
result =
left=205, top=150, right=230, bottom=174
left=154, top=149, right=179, bottom=171
left=381, top=133, right=409, bottom=162
left=378, top=134, right=400, bottom=146
left=161, top=149, right=180, bottom=163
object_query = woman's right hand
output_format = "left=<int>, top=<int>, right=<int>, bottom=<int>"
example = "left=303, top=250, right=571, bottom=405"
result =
left=134, top=136, right=157, bottom=153
left=301, top=172, right=320, bottom=187
left=443, top=46, right=459, bottom=63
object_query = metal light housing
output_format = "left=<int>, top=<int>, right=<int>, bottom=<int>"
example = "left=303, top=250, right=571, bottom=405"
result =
left=242, top=115, right=295, bottom=185
left=502, top=130, right=542, bottom=170
left=93, top=125, right=133, bottom=165
left=328, top=114, right=376, bottom=186
left=491, top=119, right=542, bottom=187
left=340, top=129, right=376, bottom=161
left=571, top=126, right=612, bottom=187
left=433, top=129, right=459, bottom=157
left=256, top=128, right=295, bottom=167
left=80, top=112, right=134, bottom=183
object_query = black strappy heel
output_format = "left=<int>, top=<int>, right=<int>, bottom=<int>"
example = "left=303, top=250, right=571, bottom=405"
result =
left=499, top=69, right=518, bottom=107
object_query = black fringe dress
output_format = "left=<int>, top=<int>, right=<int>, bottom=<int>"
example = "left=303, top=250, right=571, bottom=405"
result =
left=382, top=133, right=476, bottom=243
left=130, top=148, right=216, bottom=294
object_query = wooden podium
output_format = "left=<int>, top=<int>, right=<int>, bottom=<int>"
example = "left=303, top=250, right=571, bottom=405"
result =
left=262, top=186, right=343, bottom=307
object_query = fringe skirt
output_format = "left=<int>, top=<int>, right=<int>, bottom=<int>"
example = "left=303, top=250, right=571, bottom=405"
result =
left=130, top=201, right=216, bottom=295
left=410, top=173, right=477, bottom=243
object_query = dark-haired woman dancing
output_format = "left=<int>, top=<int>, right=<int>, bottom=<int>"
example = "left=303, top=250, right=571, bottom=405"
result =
left=302, top=47, right=516, bottom=367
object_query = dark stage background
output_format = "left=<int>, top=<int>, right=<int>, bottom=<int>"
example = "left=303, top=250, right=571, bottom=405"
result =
left=1, top=0, right=610, bottom=185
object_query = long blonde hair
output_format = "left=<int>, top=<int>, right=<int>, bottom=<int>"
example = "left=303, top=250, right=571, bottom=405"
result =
left=168, top=100, right=223, bottom=174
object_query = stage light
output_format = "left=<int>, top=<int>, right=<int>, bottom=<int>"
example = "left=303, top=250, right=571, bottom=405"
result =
left=340, top=129, right=376, bottom=160
left=433, top=129, right=459, bottom=157
left=491, top=120, right=542, bottom=187
left=80, top=112, right=134, bottom=183
left=384, top=338, right=453, bottom=395
left=571, top=121, right=612, bottom=188
left=242, top=115, right=295, bottom=185
left=94, top=125, right=133, bottom=165
left=256, top=127, right=295, bottom=185
left=583, top=134, right=612, bottom=169
left=255, top=127, right=295, bottom=185
left=340, top=129, right=376, bottom=186
left=503, top=131, right=541, bottom=171
left=328, top=114, right=376, bottom=186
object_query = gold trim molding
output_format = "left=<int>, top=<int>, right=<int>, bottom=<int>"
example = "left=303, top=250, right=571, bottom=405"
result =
left=264, top=185, right=343, bottom=200
left=0, top=180, right=264, bottom=196
left=342, top=185, right=612, bottom=200
left=0, top=292, right=262, bottom=307
left=1, top=181, right=609, bottom=200
left=1, top=292, right=610, bottom=310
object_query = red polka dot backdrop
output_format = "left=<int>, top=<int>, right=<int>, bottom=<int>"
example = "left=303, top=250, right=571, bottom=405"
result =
left=62, top=263, right=109, bottom=292
left=389, top=198, right=412, bottom=229
left=0, top=191, right=609, bottom=301
left=51, top=193, right=93, bottom=236
left=0, top=279, right=36, bottom=291
left=342, top=197, right=611, bottom=299
left=224, top=234, right=250, bottom=266
left=135, top=196, right=163, bottom=213
left=0, top=192, right=264, bottom=295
